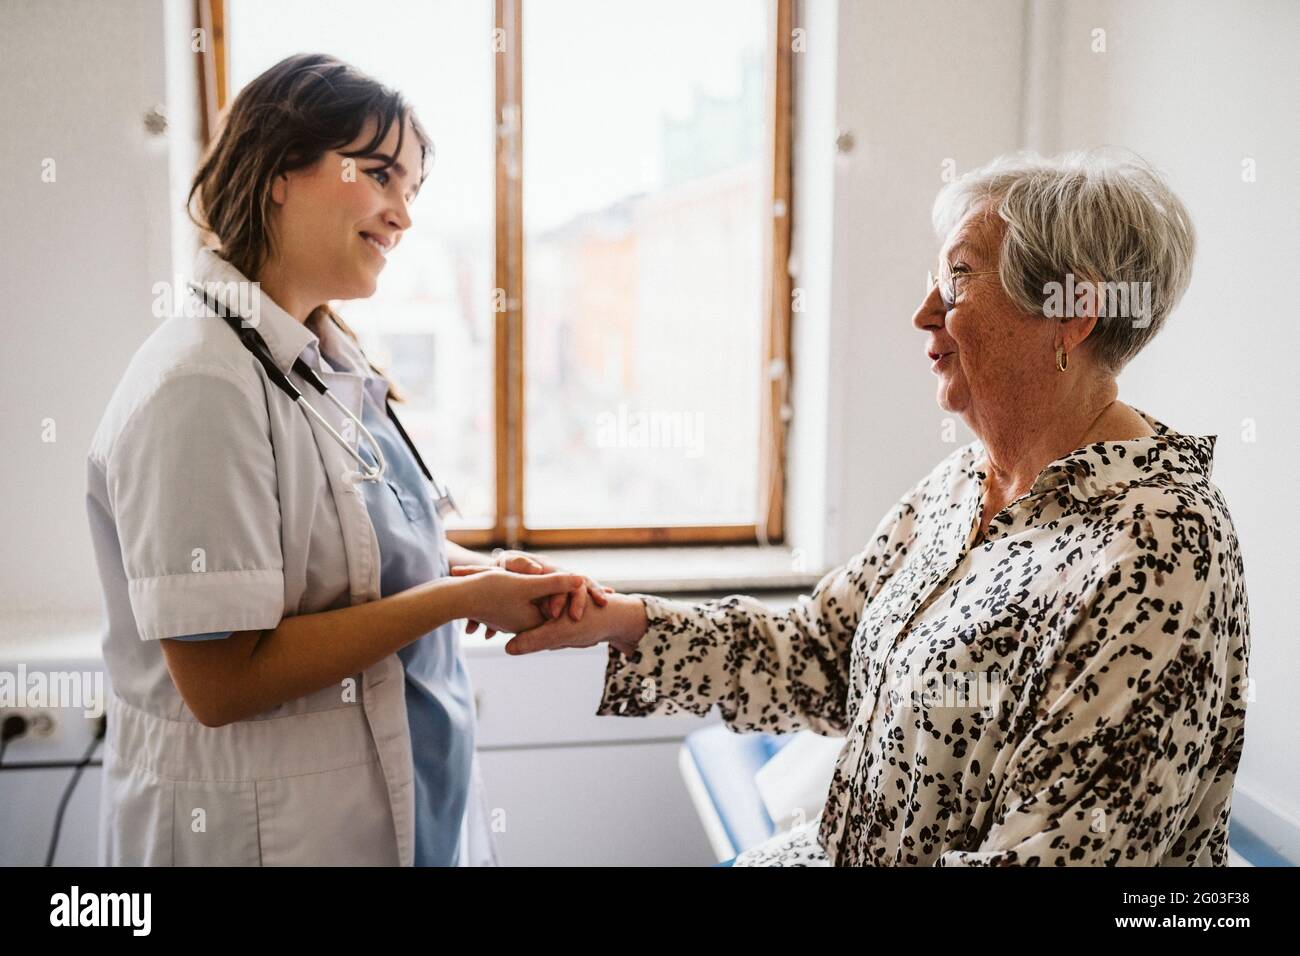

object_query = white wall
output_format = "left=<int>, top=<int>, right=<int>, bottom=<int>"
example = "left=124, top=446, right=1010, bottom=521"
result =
left=0, top=0, right=182, bottom=624
left=788, top=0, right=1027, bottom=564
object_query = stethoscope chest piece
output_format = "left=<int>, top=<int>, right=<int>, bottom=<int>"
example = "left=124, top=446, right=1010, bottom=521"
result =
left=432, top=488, right=460, bottom=520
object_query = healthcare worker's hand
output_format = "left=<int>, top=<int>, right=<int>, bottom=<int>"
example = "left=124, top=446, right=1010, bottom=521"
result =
left=453, top=568, right=591, bottom=637
left=453, top=550, right=613, bottom=638
left=492, top=549, right=614, bottom=621
left=503, top=592, right=649, bottom=657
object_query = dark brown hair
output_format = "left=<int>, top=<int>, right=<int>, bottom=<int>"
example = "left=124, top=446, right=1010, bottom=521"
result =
left=188, top=53, right=433, bottom=400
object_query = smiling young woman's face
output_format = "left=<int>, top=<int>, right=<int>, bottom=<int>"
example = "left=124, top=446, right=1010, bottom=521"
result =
left=267, top=112, right=424, bottom=306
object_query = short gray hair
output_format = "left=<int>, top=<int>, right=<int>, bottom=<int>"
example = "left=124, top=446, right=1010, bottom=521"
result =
left=932, top=150, right=1196, bottom=373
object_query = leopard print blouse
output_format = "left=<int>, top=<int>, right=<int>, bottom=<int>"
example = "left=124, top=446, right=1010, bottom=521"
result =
left=597, top=408, right=1251, bottom=866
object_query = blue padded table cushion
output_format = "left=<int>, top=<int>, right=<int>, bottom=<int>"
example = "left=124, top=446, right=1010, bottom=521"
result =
left=683, top=725, right=795, bottom=856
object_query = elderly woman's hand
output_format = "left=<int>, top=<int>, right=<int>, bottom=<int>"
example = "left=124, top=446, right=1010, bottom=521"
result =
left=502, top=592, right=649, bottom=657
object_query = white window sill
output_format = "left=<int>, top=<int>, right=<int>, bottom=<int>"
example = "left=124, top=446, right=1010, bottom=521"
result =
left=521, top=545, right=825, bottom=595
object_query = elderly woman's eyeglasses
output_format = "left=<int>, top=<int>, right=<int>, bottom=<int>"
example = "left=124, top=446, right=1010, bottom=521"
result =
left=926, top=263, right=999, bottom=309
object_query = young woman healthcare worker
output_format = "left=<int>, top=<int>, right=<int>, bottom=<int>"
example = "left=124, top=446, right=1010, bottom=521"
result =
left=85, top=53, right=606, bottom=866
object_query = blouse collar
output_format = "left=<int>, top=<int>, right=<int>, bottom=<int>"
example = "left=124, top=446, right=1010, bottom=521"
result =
left=971, top=406, right=1217, bottom=505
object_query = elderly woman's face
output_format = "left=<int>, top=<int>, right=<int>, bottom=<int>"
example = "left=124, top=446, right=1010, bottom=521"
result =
left=913, top=208, right=1056, bottom=418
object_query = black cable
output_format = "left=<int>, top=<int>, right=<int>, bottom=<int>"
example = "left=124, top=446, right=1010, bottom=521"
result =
left=44, top=714, right=107, bottom=867
left=0, top=759, right=103, bottom=771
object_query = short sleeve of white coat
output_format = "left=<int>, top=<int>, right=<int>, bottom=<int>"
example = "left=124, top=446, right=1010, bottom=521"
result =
left=108, top=368, right=285, bottom=641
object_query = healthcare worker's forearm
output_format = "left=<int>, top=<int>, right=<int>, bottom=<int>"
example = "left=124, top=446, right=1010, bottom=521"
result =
left=168, top=576, right=469, bottom=727
left=445, top=539, right=490, bottom=568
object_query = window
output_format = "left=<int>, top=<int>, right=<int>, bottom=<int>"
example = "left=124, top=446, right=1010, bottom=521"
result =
left=210, top=0, right=792, bottom=548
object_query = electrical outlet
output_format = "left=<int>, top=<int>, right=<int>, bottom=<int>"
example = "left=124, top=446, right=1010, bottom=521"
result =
left=1, top=709, right=57, bottom=739
left=28, top=712, right=55, bottom=737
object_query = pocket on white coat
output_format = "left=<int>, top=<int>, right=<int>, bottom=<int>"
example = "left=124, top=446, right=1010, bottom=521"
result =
left=254, top=759, right=399, bottom=866
left=172, top=779, right=262, bottom=866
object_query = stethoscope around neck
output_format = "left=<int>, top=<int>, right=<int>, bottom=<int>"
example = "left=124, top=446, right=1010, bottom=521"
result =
left=187, top=284, right=460, bottom=518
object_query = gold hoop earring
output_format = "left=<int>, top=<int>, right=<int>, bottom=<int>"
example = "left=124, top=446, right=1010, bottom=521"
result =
left=1055, top=344, right=1068, bottom=372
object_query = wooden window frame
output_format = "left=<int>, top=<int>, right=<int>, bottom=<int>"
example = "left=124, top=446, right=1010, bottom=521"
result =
left=205, top=0, right=793, bottom=551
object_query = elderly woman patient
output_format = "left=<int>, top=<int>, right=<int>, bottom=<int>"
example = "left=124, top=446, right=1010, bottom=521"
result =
left=482, top=152, right=1252, bottom=866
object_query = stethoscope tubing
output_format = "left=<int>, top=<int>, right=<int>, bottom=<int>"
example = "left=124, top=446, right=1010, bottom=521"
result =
left=187, top=284, right=460, bottom=516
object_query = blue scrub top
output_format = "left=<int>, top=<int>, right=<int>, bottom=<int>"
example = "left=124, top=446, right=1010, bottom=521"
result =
left=175, top=361, right=477, bottom=867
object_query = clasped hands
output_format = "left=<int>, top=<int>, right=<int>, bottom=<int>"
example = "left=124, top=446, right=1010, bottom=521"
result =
left=450, top=550, right=645, bottom=656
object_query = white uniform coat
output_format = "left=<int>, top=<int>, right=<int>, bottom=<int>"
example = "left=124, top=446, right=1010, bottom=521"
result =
left=86, top=246, right=495, bottom=866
